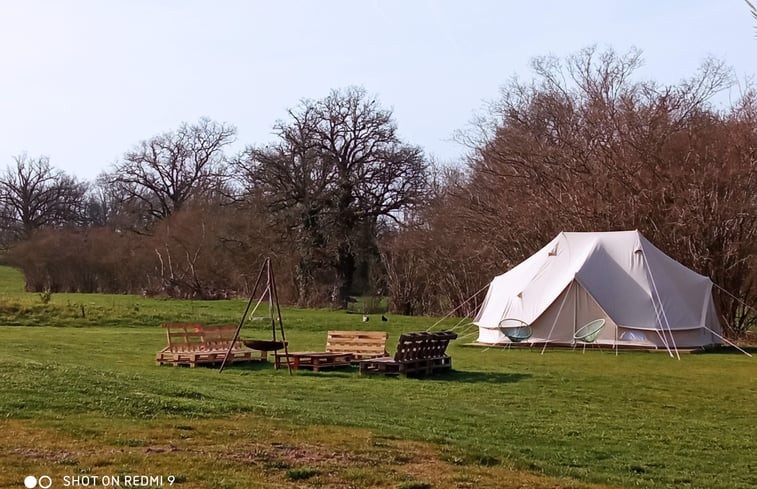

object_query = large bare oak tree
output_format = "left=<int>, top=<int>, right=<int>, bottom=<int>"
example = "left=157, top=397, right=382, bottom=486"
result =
left=102, top=118, right=235, bottom=228
left=236, top=87, right=427, bottom=306
left=0, top=154, right=87, bottom=242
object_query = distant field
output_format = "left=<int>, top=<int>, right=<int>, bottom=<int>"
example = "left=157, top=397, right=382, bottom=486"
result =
left=1, top=266, right=755, bottom=489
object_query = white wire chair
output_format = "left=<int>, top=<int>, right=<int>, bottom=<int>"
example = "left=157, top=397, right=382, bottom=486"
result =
left=498, top=318, right=532, bottom=348
left=573, top=318, right=606, bottom=352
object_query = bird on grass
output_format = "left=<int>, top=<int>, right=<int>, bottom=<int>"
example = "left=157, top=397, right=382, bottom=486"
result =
left=362, top=315, right=369, bottom=322
left=381, top=315, right=388, bottom=322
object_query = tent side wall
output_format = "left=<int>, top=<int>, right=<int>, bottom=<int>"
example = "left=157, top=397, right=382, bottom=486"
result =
left=477, top=281, right=623, bottom=346
left=476, top=280, right=716, bottom=348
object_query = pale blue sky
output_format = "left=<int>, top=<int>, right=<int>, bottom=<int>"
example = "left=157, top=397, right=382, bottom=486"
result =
left=0, top=1, right=754, bottom=180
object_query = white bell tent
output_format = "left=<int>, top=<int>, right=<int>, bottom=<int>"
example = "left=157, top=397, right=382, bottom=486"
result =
left=474, top=231, right=723, bottom=352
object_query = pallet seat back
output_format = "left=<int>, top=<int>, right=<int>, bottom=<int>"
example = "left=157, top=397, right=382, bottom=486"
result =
left=359, top=330, right=458, bottom=376
left=162, top=323, right=206, bottom=353
left=275, top=330, right=388, bottom=370
left=202, top=324, right=246, bottom=351
left=326, top=330, right=388, bottom=360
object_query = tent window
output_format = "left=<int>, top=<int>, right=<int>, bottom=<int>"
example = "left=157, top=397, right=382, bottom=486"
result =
left=620, top=330, right=648, bottom=342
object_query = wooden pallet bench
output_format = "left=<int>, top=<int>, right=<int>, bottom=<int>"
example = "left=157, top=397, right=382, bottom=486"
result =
left=359, top=331, right=458, bottom=377
left=156, top=323, right=266, bottom=367
left=275, top=330, right=388, bottom=371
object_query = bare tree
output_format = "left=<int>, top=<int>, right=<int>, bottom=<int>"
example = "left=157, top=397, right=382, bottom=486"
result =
left=236, top=87, right=428, bottom=307
left=0, top=154, right=87, bottom=240
left=747, top=0, right=757, bottom=36
left=233, top=103, right=332, bottom=304
left=448, top=47, right=755, bottom=336
left=102, top=118, right=235, bottom=227
left=378, top=165, right=496, bottom=316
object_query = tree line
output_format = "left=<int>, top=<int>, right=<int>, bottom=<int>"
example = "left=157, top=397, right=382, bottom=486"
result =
left=2, top=48, right=755, bottom=337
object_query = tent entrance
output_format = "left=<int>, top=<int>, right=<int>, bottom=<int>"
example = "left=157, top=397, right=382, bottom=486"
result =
left=528, top=280, right=617, bottom=346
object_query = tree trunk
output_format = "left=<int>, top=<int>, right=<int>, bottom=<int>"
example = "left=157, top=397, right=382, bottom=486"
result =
left=333, top=243, right=355, bottom=309
left=295, top=258, right=314, bottom=307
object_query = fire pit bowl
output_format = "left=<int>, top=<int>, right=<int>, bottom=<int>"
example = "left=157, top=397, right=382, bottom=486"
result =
left=242, top=339, right=287, bottom=351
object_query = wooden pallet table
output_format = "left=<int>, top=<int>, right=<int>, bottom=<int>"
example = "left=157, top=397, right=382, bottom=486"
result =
left=275, top=351, right=352, bottom=372
left=275, top=330, right=387, bottom=371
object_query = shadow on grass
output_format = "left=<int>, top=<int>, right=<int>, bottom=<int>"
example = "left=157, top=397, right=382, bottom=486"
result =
left=694, top=345, right=757, bottom=355
left=432, top=369, right=532, bottom=384
left=218, top=364, right=534, bottom=383
left=212, top=361, right=277, bottom=372
left=225, top=363, right=360, bottom=376
left=289, top=368, right=533, bottom=383
left=293, top=369, right=356, bottom=378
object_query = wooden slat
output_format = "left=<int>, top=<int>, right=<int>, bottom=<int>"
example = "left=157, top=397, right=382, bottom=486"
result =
left=325, top=331, right=388, bottom=360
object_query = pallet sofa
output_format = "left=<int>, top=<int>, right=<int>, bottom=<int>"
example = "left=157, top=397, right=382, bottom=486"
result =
left=156, top=322, right=266, bottom=367
left=359, top=331, right=458, bottom=377
left=275, top=330, right=388, bottom=371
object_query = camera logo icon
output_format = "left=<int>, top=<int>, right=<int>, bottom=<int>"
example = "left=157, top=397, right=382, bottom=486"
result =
left=24, top=475, right=52, bottom=488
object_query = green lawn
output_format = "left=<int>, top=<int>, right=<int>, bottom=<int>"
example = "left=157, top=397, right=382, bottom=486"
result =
left=1, top=266, right=755, bottom=489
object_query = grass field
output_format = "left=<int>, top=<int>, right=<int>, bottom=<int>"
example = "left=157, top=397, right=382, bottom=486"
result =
left=1, top=266, right=755, bottom=489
